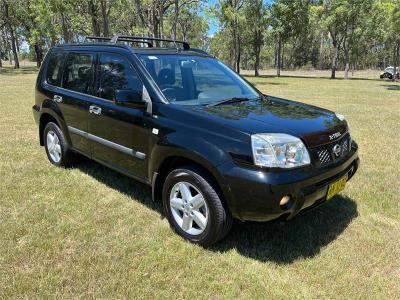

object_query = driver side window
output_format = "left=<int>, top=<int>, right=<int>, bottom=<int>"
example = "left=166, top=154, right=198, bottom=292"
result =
left=98, top=54, right=142, bottom=101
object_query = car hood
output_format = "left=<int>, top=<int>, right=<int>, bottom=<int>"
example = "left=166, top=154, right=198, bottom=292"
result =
left=187, top=96, right=348, bottom=148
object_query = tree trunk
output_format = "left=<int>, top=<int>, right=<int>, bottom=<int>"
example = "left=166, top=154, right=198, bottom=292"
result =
left=319, top=31, right=324, bottom=69
left=393, top=42, right=399, bottom=82
left=344, top=44, right=350, bottom=80
left=254, top=35, right=260, bottom=77
left=101, top=0, right=110, bottom=37
left=172, top=0, right=179, bottom=40
left=235, top=34, right=241, bottom=73
left=89, top=0, right=101, bottom=36
left=34, top=43, right=42, bottom=67
left=331, top=40, right=338, bottom=79
left=152, top=6, right=159, bottom=41
left=15, top=34, right=20, bottom=52
left=159, top=5, right=164, bottom=46
left=3, top=1, right=19, bottom=68
left=133, top=0, right=147, bottom=29
left=9, top=27, right=19, bottom=69
left=60, top=13, right=71, bottom=43
left=277, top=35, right=282, bottom=77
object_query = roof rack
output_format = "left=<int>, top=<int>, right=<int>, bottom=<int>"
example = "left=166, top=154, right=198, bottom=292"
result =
left=83, top=36, right=112, bottom=42
left=112, top=36, right=153, bottom=48
left=110, top=35, right=190, bottom=50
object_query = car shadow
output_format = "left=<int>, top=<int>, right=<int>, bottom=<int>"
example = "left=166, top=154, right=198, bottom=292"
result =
left=74, top=158, right=358, bottom=264
left=75, top=158, right=161, bottom=213
left=211, top=196, right=358, bottom=263
left=381, top=84, right=400, bottom=91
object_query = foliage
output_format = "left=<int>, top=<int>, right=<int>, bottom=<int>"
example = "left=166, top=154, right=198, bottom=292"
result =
left=0, top=0, right=399, bottom=78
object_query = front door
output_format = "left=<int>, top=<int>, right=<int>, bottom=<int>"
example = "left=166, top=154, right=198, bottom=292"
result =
left=88, top=53, right=150, bottom=181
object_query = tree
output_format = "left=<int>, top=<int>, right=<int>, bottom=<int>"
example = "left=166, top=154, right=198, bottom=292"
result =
left=1, top=0, right=19, bottom=68
left=243, top=0, right=268, bottom=76
left=216, top=0, right=245, bottom=73
left=270, top=0, right=310, bottom=77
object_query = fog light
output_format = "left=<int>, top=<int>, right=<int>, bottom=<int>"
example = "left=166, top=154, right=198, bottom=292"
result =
left=280, top=195, right=292, bottom=209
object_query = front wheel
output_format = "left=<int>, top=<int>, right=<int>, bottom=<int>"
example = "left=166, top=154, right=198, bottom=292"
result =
left=162, top=166, right=232, bottom=246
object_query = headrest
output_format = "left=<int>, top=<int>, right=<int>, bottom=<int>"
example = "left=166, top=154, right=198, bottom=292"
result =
left=157, top=68, right=175, bottom=85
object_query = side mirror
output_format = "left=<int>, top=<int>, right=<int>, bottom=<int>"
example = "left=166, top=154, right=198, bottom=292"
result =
left=114, top=89, right=146, bottom=108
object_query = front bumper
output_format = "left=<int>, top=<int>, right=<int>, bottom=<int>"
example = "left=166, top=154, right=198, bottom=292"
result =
left=218, top=143, right=359, bottom=222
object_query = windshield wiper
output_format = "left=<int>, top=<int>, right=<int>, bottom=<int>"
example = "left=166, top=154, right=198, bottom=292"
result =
left=206, top=97, right=252, bottom=107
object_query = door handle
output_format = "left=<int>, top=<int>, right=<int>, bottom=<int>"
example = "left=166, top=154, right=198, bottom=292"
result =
left=53, top=95, right=62, bottom=103
left=89, top=105, right=102, bottom=115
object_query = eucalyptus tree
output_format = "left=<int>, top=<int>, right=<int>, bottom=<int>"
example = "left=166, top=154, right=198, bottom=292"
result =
left=0, top=0, right=19, bottom=68
left=270, top=0, right=310, bottom=76
left=243, top=0, right=268, bottom=76
left=215, top=0, right=245, bottom=73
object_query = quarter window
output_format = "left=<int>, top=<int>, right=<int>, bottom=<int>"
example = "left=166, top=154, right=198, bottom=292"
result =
left=46, top=52, right=65, bottom=86
left=63, top=53, right=94, bottom=94
left=98, top=54, right=142, bottom=101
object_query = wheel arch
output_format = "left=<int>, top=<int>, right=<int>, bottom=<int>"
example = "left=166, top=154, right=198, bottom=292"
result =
left=151, top=155, right=231, bottom=215
left=39, top=110, right=70, bottom=146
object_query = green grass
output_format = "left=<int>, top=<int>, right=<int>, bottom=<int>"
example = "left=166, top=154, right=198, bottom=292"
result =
left=1, top=66, right=399, bottom=299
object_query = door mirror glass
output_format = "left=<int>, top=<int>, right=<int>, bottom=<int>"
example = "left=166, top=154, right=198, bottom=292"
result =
left=114, top=89, right=145, bottom=107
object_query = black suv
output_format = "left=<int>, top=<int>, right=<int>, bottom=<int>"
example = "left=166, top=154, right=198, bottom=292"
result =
left=33, top=36, right=359, bottom=246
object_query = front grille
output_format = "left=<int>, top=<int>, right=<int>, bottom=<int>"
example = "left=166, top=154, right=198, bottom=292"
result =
left=317, top=149, right=331, bottom=164
left=311, top=134, right=351, bottom=167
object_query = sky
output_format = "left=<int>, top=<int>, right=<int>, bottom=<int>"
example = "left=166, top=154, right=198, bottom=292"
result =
left=203, top=0, right=219, bottom=37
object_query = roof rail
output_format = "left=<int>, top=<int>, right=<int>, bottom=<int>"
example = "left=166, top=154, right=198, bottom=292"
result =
left=112, top=36, right=153, bottom=48
left=83, top=36, right=112, bottom=43
left=111, top=35, right=190, bottom=50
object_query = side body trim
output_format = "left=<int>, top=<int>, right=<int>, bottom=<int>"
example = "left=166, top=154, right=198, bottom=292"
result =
left=68, top=126, right=146, bottom=160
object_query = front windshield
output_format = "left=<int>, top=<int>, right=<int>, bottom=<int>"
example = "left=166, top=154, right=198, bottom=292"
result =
left=138, top=54, right=259, bottom=105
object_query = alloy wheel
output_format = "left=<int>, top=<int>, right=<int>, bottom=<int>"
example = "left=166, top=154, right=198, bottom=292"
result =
left=169, top=181, right=209, bottom=235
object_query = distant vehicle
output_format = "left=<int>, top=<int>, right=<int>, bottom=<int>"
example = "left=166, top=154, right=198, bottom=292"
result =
left=380, top=66, right=399, bottom=79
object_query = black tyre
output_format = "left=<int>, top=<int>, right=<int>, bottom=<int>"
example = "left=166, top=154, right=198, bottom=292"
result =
left=162, top=166, right=233, bottom=246
left=43, top=122, right=74, bottom=167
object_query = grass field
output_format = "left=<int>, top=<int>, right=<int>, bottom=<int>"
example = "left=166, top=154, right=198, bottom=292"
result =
left=1, top=66, right=399, bottom=299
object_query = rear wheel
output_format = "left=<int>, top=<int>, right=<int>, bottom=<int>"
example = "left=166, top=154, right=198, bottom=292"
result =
left=43, top=122, right=74, bottom=167
left=162, top=166, right=232, bottom=246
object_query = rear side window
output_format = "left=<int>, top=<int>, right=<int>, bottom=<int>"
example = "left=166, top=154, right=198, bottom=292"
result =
left=63, top=53, right=95, bottom=94
left=97, top=54, right=142, bottom=101
left=46, top=52, right=65, bottom=86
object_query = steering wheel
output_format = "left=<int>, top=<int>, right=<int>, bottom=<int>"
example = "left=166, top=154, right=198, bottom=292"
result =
left=160, top=85, right=181, bottom=102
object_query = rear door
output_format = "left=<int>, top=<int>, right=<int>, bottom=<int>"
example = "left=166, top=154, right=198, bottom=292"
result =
left=87, top=52, right=150, bottom=181
left=55, top=51, right=96, bottom=154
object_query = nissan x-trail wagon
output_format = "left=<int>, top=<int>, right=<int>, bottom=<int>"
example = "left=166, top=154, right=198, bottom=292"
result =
left=33, top=36, right=359, bottom=246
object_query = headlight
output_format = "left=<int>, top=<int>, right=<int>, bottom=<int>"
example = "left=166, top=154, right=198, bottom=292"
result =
left=251, top=133, right=310, bottom=168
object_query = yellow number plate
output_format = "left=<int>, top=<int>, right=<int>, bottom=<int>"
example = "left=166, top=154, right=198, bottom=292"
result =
left=327, top=174, right=348, bottom=200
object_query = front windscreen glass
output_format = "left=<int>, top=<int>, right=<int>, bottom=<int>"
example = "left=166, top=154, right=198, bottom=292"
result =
left=138, top=54, right=259, bottom=105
